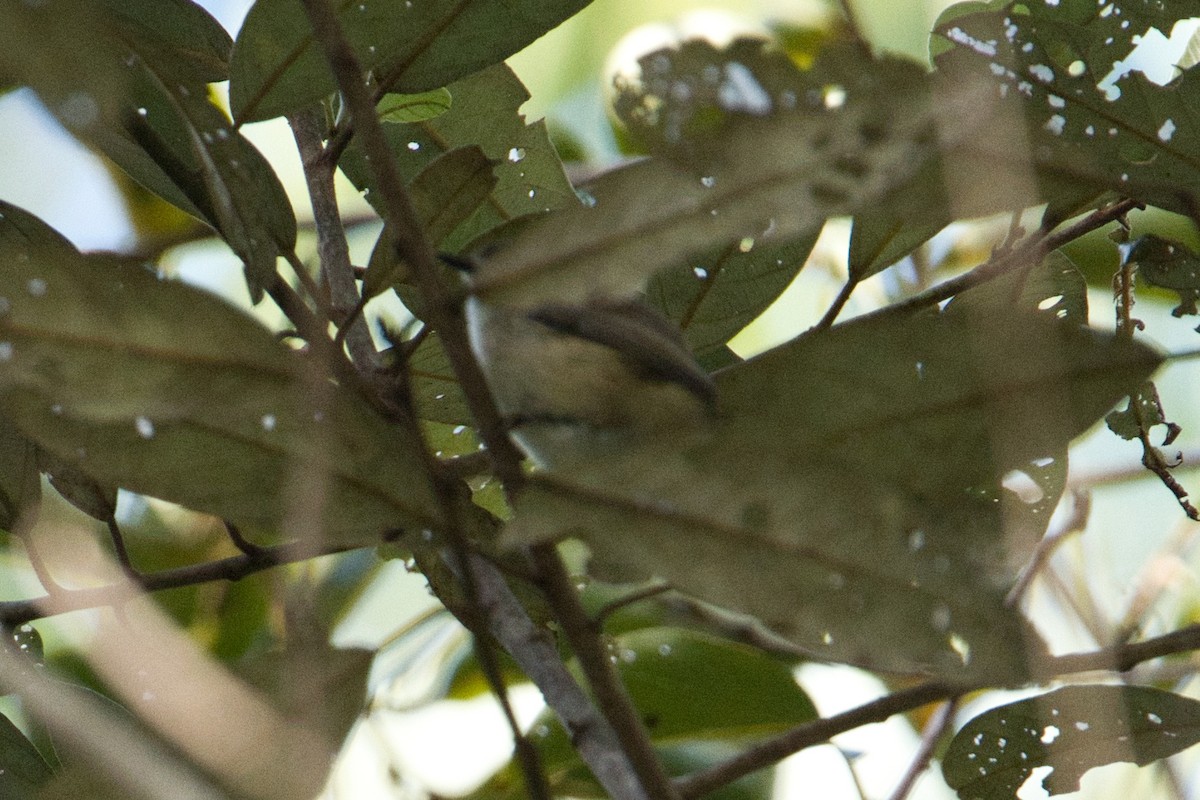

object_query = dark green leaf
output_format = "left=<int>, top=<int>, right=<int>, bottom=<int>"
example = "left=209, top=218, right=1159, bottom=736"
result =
left=0, top=222, right=439, bottom=546
left=943, top=685, right=1200, bottom=800
left=0, top=0, right=128, bottom=135
left=229, top=0, right=593, bottom=124
left=96, top=0, right=233, bottom=84
left=340, top=64, right=577, bottom=253
left=647, top=231, right=820, bottom=362
left=0, top=413, right=40, bottom=534
left=848, top=214, right=945, bottom=281
left=363, top=146, right=497, bottom=300
left=40, top=452, right=119, bottom=523
left=406, top=333, right=473, bottom=425
left=0, top=713, right=53, bottom=799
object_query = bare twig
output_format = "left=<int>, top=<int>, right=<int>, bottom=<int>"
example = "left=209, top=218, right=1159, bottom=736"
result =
left=811, top=277, right=859, bottom=331
left=885, top=697, right=960, bottom=800
left=531, top=547, right=681, bottom=800
left=594, top=580, right=673, bottom=627
left=857, top=198, right=1142, bottom=325
left=674, top=681, right=960, bottom=799
left=289, top=108, right=378, bottom=370
left=105, top=515, right=141, bottom=579
left=0, top=541, right=359, bottom=627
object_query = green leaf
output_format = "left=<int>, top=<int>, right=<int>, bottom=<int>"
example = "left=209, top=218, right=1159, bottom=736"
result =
left=0, top=0, right=128, bottom=134
left=503, top=310, right=1160, bottom=679
left=363, top=146, right=498, bottom=300
left=931, top=1, right=1200, bottom=218
left=378, top=87, right=453, bottom=123
left=340, top=64, right=577, bottom=253
left=475, top=627, right=810, bottom=799
left=405, top=333, right=473, bottom=425
left=96, top=0, right=233, bottom=84
left=848, top=214, right=945, bottom=281
left=943, top=685, right=1200, bottom=800
left=40, top=452, right=119, bottom=523
left=1123, top=234, right=1200, bottom=319
left=228, top=0, right=593, bottom=124
left=0, top=413, right=41, bottom=534
left=470, top=50, right=1004, bottom=308
left=0, top=713, right=54, bottom=799
left=646, top=231, right=820, bottom=362
left=117, top=63, right=297, bottom=301
left=0, top=218, right=439, bottom=546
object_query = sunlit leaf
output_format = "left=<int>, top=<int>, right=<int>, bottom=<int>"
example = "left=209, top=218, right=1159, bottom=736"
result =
left=474, top=626, right=810, bottom=799
left=229, top=0, right=592, bottom=123
left=0, top=213, right=439, bottom=546
left=377, top=87, right=453, bottom=123
left=944, top=685, right=1200, bottom=800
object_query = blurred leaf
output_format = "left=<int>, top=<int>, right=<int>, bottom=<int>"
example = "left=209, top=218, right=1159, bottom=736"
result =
left=96, top=0, right=232, bottom=84
left=943, top=685, right=1200, bottom=800
left=504, top=310, right=1159, bottom=679
left=340, top=64, right=577, bottom=253
left=471, top=47, right=1009, bottom=308
left=0, top=712, right=54, bottom=799
left=0, top=214, right=439, bottom=546
left=210, top=574, right=274, bottom=662
left=0, top=0, right=127, bottom=135
left=0, top=413, right=40, bottom=534
left=363, top=146, right=497, bottom=300
left=611, top=37, right=809, bottom=158
left=1123, top=234, right=1200, bottom=320
left=646, top=231, right=820, bottom=362
left=229, top=0, right=592, bottom=123
left=378, top=87, right=452, bottom=123
left=931, top=1, right=1200, bottom=219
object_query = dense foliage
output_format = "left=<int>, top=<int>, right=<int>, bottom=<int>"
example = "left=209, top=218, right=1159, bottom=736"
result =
left=2, top=1, right=1200, bottom=799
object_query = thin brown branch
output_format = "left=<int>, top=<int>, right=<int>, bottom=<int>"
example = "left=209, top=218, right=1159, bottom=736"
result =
left=289, top=107, right=377, bottom=370
left=295, top=6, right=557, bottom=799
left=594, top=580, right=673, bottom=627
left=531, top=547, right=680, bottom=800
left=885, top=697, right=960, bottom=800
left=811, top=277, right=859, bottom=331
left=105, top=515, right=141, bottom=579
left=674, top=681, right=960, bottom=800
left=0, top=541, right=355, bottom=627
left=858, top=198, right=1142, bottom=325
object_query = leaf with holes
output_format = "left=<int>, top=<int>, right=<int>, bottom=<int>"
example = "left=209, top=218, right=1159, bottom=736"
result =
left=228, top=0, right=592, bottom=123
left=944, top=685, right=1200, bottom=800
left=1123, top=234, right=1200, bottom=320
left=931, top=0, right=1200, bottom=218
left=470, top=47, right=1006, bottom=308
